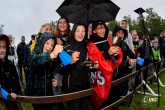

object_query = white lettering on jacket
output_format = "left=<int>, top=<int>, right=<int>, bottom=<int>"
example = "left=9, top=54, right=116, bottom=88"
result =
left=90, top=70, right=105, bottom=86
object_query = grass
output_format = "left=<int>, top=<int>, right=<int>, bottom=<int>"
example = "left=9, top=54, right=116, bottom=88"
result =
left=1, top=69, right=165, bottom=110
left=116, top=70, right=165, bottom=110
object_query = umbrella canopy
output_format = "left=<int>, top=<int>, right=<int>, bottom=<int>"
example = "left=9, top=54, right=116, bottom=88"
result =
left=56, top=0, right=120, bottom=24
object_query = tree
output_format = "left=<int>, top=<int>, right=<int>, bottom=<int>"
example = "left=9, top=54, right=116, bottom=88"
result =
left=145, top=8, right=165, bottom=39
left=107, top=20, right=119, bottom=31
left=107, top=8, right=165, bottom=39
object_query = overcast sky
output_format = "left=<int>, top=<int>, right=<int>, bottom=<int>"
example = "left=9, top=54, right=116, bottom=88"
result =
left=0, top=0, right=165, bottom=46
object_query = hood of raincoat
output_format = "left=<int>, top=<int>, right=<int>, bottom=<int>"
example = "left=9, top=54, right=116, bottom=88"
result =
left=33, top=32, right=55, bottom=54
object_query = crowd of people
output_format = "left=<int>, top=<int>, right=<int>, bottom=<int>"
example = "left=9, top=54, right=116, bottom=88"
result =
left=0, top=17, right=165, bottom=110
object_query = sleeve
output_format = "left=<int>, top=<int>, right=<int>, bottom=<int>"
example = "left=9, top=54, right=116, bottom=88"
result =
left=23, top=45, right=29, bottom=67
left=16, top=44, right=20, bottom=57
left=102, top=51, right=111, bottom=60
left=158, top=50, right=161, bottom=60
left=13, top=46, right=18, bottom=65
left=30, top=51, right=52, bottom=68
left=128, top=33, right=135, bottom=53
left=126, top=42, right=137, bottom=59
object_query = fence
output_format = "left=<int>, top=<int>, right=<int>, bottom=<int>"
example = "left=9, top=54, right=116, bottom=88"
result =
left=0, top=60, right=165, bottom=110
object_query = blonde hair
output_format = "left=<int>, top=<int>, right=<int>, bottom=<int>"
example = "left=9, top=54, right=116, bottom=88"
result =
left=130, top=30, right=137, bottom=35
left=39, top=23, right=52, bottom=33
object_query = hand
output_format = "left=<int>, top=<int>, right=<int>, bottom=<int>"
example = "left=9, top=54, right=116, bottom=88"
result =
left=108, top=46, right=120, bottom=56
left=52, top=79, right=57, bottom=87
left=50, top=45, right=63, bottom=59
left=11, top=92, right=17, bottom=100
left=71, top=51, right=80, bottom=64
left=129, top=59, right=137, bottom=67
left=89, top=61, right=99, bottom=69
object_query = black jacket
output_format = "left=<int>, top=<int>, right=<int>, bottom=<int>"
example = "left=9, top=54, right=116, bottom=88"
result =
left=114, top=41, right=137, bottom=80
left=62, top=24, right=90, bottom=93
left=0, top=59, right=21, bottom=94
left=17, top=42, right=26, bottom=63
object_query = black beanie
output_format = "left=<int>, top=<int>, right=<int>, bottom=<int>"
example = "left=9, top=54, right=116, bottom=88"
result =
left=92, top=20, right=106, bottom=31
left=112, top=25, right=128, bottom=38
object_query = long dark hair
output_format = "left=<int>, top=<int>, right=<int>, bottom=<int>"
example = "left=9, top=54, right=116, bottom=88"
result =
left=54, top=17, right=71, bottom=38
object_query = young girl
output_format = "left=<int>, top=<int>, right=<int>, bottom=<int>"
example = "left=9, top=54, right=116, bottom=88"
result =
left=0, top=34, right=21, bottom=110
left=87, top=20, right=123, bottom=108
left=62, top=24, right=92, bottom=110
left=25, top=32, right=63, bottom=110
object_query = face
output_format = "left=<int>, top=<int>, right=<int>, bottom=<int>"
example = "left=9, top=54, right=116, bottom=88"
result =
left=21, top=36, right=25, bottom=42
left=8, top=35, right=12, bottom=45
left=121, top=21, right=128, bottom=29
left=0, top=41, right=6, bottom=60
left=45, top=25, right=52, bottom=33
left=88, top=23, right=92, bottom=36
left=131, top=31, right=138, bottom=40
left=116, top=30, right=124, bottom=40
left=108, top=31, right=112, bottom=38
left=43, top=39, right=55, bottom=53
left=93, top=24, right=106, bottom=38
left=163, top=32, right=165, bottom=36
left=74, top=25, right=86, bottom=42
left=154, top=43, right=158, bottom=48
left=58, top=18, right=68, bottom=33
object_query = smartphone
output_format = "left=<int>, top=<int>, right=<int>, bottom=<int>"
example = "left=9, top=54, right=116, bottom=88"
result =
left=81, top=61, right=97, bottom=67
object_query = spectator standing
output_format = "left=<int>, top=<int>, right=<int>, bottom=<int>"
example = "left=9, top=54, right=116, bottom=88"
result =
left=62, top=24, right=92, bottom=110
left=121, top=19, right=134, bottom=53
left=23, top=34, right=36, bottom=84
left=17, top=36, right=26, bottom=82
left=7, top=35, right=17, bottom=66
left=0, top=34, right=21, bottom=110
left=25, top=32, right=63, bottom=110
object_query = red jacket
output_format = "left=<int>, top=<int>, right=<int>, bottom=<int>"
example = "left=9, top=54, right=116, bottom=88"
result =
left=87, top=42, right=123, bottom=107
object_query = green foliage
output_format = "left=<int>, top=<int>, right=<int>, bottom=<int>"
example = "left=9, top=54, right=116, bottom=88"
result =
left=107, top=7, right=165, bottom=40
left=107, top=20, right=120, bottom=31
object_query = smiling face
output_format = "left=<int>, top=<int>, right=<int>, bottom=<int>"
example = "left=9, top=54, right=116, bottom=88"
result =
left=121, top=20, right=128, bottom=30
left=93, top=24, right=106, bottom=38
left=116, top=30, right=124, bottom=40
left=74, top=25, right=86, bottom=42
left=0, top=40, right=6, bottom=60
left=58, top=18, right=68, bottom=34
left=131, top=31, right=138, bottom=41
left=43, top=38, right=55, bottom=53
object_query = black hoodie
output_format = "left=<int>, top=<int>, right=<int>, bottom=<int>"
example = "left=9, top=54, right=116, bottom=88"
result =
left=0, top=35, right=21, bottom=94
left=62, top=24, right=90, bottom=93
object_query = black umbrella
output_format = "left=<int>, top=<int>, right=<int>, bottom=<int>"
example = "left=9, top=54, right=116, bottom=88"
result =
left=56, top=0, right=120, bottom=24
